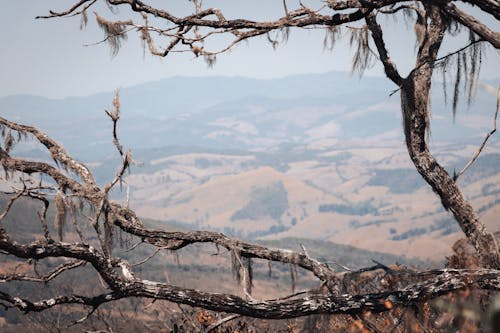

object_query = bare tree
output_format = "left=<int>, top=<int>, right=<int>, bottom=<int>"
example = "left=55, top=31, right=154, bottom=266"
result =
left=0, top=0, right=499, bottom=328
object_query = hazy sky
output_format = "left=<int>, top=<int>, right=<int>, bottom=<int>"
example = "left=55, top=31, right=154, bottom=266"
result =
left=1, top=1, right=498, bottom=99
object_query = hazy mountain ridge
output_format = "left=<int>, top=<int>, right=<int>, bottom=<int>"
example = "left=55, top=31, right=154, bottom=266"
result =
left=2, top=72, right=499, bottom=260
left=2, top=71, right=497, bottom=157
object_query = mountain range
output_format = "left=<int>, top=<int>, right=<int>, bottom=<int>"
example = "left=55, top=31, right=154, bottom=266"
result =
left=1, top=71, right=499, bottom=260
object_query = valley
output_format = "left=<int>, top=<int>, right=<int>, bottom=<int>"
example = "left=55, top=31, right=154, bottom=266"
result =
left=2, top=71, right=499, bottom=261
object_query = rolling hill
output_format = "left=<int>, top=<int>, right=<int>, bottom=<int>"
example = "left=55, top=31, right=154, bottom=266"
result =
left=2, top=71, right=499, bottom=261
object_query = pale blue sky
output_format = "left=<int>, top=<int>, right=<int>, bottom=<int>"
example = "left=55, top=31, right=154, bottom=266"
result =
left=1, top=1, right=498, bottom=99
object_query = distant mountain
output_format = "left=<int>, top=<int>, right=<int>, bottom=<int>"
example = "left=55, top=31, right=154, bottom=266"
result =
left=2, top=72, right=499, bottom=260
left=2, top=71, right=497, bottom=160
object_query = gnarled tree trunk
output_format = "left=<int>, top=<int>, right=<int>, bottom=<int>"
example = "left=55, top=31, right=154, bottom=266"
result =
left=402, top=71, right=499, bottom=269
left=399, top=4, right=498, bottom=268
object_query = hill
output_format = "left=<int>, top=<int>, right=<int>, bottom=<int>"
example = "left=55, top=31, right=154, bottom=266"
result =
left=2, top=72, right=499, bottom=260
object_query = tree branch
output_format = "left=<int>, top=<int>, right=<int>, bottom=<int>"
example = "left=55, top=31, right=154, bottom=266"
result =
left=454, top=85, right=499, bottom=181
left=0, top=260, right=86, bottom=283
left=0, top=230, right=123, bottom=289
left=0, top=261, right=497, bottom=318
left=0, top=290, right=122, bottom=313
left=326, top=0, right=406, bottom=10
left=459, top=0, right=500, bottom=21
left=0, top=117, right=96, bottom=186
left=0, top=149, right=91, bottom=196
left=103, top=0, right=371, bottom=29
left=35, top=0, right=96, bottom=19
left=365, top=12, right=403, bottom=86
left=37, top=0, right=377, bottom=60
left=442, top=2, right=500, bottom=49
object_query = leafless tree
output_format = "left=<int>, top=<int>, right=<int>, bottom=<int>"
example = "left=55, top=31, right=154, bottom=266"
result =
left=0, top=0, right=499, bottom=329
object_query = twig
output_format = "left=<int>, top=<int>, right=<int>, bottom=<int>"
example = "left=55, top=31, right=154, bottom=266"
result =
left=28, top=192, right=52, bottom=241
left=83, top=26, right=137, bottom=48
left=176, top=304, right=199, bottom=331
left=265, top=290, right=309, bottom=302
left=232, top=249, right=254, bottom=300
left=68, top=306, right=98, bottom=327
left=131, top=248, right=162, bottom=267
left=35, top=0, right=95, bottom=19
left=454, top=85, right=499, bottom=181
left=385, top=38, right=488, bottom=99
left=435, top=39, right=484, bottom=65
left=283, top=0, right=289, bottom=17
left=205, top=314, right=241, bottom=333
left=0, top=260, right=85, bottom=283
left=0, top=186, right=25, bottom=221
left=300, top=243, right=309, bottom=258
left=325, top=261, right=352, bottom=271
left=125, top=240, right=143, bottom=252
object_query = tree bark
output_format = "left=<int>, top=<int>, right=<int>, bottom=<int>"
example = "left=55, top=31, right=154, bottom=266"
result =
left=401, top=76, right=499, bottom=268
left=399, top=4, right=499, bottom=269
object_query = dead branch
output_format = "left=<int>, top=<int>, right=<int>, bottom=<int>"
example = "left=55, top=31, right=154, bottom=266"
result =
left=1, top=217, right=499, bottom=317
left=1, top=111, right=498, bottom=319
left=0, top=260, right=86, bottom=283
left=443, top=2, right=500, bottom=49
left=205, top=314, right=240, bottom=333
left=0, top=117, right=96, bottom=186
left=454, top=85, right=499, bottom=181
left=35, top=0, right=96, bottom=19
left=365, top=12, right=403, bottom=85
left=1, top=0, right=498, bottom=326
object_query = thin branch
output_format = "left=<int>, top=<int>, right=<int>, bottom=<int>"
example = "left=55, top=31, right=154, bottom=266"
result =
left=205, top=314, right=241, bottom=333
left=68, top=306, right=98, bottom=327
left=231, top=249, right=254, bottom=299
left=435, top=38, right=484, bottom=64
left=25, top=191, right=52, bottom=241
left=0, top=186, right=25, bottom=221
left=0, top=291, right=122, bottom=313
left=124, top=240, right=143, bottom=252
left=387, top=38, right=486, bottom=98
left=83, top=26, right=137, bottom=48
left=103, top=90, right=135, bottom=195
left=35, top=0, right=95, bottom=19
left=300, top=243, right=309, bottom=258
left=283, top=0, right=289, bottom=17
left=454, top=85, right=499, bottom=181
left=325, top=261, right=352, bottom=271
left=176, top=304, right=200, bottom=331
left=379, top=4, right=421, bottom=15
left=0, top=260, right=85, bottom=283
left=131, top=248, right=161, bottom=267
left=110, top=202, right=339, bottom=287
